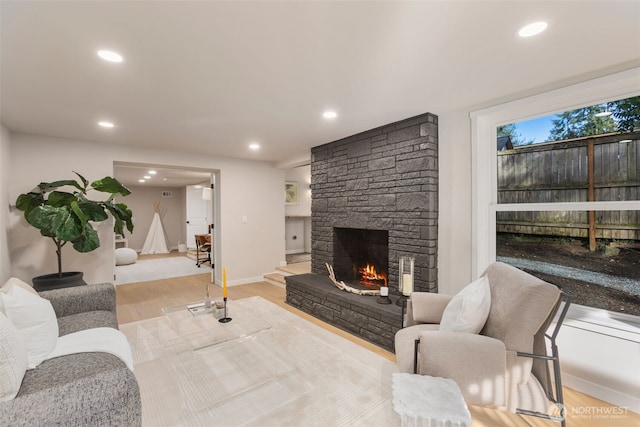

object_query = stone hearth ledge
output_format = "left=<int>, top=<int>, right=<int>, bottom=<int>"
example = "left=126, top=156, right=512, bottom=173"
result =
left=285, top=273, right=403, bottom=351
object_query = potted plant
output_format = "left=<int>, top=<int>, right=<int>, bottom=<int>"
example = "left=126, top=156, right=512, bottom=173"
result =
left=15, top=171, right=134, bottom=290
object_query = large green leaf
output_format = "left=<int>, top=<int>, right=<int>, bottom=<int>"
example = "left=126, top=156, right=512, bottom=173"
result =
left=91, top=177, right=131, bottom=196
left=106, top=202, right=134, bottom=234
left=28, top=205, right=83, bottom=242
left=37, top=179, right=83, bottom=193
left=47, top=191, right=77, bottom=207
left=77, top=200, right=109, bottom=222
left=71, top=224, right=100, bottom=253
left=15, top=192, right=43, bottom=215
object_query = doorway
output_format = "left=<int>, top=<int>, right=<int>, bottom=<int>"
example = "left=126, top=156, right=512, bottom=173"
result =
left=113, top=162, right=219, bottom=284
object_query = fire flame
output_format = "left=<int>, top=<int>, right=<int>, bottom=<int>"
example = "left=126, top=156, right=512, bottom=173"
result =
left=358, top=263, right=387, bottom=288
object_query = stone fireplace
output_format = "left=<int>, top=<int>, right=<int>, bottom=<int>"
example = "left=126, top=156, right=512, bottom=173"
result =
left=285, top=112, right=438, bottom=350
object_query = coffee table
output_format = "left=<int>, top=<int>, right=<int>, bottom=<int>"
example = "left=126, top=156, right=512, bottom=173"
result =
left=160, top=299, right=272, bottom=351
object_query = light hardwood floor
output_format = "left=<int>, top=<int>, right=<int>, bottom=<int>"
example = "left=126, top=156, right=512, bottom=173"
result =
left=116, top=271, right=639, bottom=427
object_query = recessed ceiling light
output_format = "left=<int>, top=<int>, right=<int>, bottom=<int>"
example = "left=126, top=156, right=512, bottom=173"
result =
left=98, top=121, right=114, bottom=128
left=138, top=179, right=145, bottom=183
left=249, top=143, right=260, bottom=151
left=517, top=21, right=548, bottom=38
left=144, top=175, right=151, bottom=179
left=97, top=50, right=123, bottom=63
left=148, top=170, right=157, bottom=175
left=323, top=111, right=337, bottom=119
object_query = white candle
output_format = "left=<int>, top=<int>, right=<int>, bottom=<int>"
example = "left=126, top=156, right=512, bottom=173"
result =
left=380, top=286, right=389, bottom=297
left=402, top=274, right=413, bottom=296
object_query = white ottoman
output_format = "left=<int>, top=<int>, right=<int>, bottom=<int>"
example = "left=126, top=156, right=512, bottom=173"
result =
left=115, top=247, right=138, bottom=266
left=392, top=373, right=472, bottom=427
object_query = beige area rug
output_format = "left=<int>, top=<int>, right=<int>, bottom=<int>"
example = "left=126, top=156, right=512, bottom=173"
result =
left=115, top=255, right=210, bottom=285
left=120, top=296, right=398, bottom=426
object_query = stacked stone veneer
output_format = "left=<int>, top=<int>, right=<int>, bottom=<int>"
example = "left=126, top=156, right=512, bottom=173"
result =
left=311, top=113, right=438, bottom=294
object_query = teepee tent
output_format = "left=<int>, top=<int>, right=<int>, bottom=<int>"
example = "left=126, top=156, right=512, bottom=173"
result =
left=141, top=201, right=170, bottom=254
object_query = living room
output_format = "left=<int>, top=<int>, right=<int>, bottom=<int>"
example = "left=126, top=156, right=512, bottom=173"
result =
left=1, top=1, right=639, bottom=425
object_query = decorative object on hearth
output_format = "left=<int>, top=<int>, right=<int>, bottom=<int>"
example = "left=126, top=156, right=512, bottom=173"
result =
left=326, top=263, right=381, bottom=296
left=15, top=172, right=133, bottom=291
left=219, top=267, right=232, bottom=323
left=377, top=286, right=392, bottom=304
left=396, top=256, right=415, bottom=306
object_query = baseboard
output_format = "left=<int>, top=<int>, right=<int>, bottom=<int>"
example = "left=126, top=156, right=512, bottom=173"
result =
left=562, top=372, right=640, bottom=413
left=285, top=249, right=305, bottom=255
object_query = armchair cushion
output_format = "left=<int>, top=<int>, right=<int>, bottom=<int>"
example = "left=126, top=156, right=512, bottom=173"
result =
left=408, top=293, right=452, bottom=325
left=418, top=330, right=506, bottom=407
left=440, top=275, right=491, bottom=334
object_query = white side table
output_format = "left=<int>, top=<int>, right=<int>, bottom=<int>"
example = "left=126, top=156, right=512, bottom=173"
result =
left=392, top=373, right=472, bottom=427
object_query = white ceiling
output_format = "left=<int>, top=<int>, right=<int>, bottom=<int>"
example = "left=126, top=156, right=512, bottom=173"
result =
left=2, top=1, right=640, bottom=172
left=112, top=164, right=212, bottom=188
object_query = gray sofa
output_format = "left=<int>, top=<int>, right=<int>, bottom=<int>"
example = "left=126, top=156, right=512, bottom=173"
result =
left=0, top=283, right=141, bottom=426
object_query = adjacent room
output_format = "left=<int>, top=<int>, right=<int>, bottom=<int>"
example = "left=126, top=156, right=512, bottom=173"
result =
left=1, top=1, right=638, bottom=426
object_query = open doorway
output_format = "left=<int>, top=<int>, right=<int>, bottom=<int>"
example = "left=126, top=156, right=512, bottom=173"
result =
left=113, top=162, right=219, bottom=285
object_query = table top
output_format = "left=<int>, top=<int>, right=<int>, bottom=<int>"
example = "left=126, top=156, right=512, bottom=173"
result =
left=161, top=299, right=272, bottom=352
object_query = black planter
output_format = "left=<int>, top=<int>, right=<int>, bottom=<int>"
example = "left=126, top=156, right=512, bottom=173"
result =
left=32, top=272, right=87, bottom=292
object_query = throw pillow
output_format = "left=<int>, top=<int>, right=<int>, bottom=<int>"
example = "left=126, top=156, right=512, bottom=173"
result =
left=0, top=277, right=38, bottom=315
left=439, top=275, right=491, bottom=334
left=0, top=284, right=58, bottom=369
left=0, top=312, right=28, bottom=401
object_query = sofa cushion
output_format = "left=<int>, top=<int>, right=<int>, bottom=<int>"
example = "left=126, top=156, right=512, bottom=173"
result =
left=439, top=275, right=491, bottom=334
left=2, top=352, right=141, bottom=426
left=0, top=284, right=58, bottom=369
left=57, top=311, right=119, bottom=336
left=0, top=312, right=28, bottom=402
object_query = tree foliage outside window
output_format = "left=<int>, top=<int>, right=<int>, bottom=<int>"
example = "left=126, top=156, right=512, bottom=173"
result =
left=548, top=96, right=640, bottom=141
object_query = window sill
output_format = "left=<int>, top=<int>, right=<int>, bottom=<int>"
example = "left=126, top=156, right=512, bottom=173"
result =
left=564, top=304, right=640, bottom=343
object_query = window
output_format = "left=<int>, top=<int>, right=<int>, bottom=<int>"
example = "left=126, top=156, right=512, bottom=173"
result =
left=472, top=69, right=640, bottom=317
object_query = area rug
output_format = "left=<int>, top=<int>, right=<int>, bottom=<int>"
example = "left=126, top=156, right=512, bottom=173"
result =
left=115, top=256, right=210, bottom=285
left=119, top=296, right=398, bottom=426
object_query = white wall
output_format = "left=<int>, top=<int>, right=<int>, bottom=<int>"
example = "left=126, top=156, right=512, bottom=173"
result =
left=436, top=111, right=473, bottom=294
left=0, top=124, right=11, bottom=283
left=8, top=133, right=285, bottom=286
left=125, top=185, right=186, bottom=251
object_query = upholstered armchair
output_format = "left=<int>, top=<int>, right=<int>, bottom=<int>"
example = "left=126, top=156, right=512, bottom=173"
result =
left=394, top=262, right=570, bottom=426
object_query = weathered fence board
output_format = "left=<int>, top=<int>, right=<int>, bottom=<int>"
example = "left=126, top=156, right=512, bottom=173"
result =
left=497, top=132, right=640, bottom=241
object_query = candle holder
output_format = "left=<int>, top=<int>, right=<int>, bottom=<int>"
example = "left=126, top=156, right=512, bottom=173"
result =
left=377, top=286, right=392, bottom=304
left=396, top=256, right=414, bottom=306
left=218, top=297, right=232, bottom=323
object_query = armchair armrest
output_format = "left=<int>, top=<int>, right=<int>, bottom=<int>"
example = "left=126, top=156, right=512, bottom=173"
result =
left=405, top=292, right=452, bottom=326
left=417, top=330, right=506, bottom=407
left=38, top=283, right=116, bottom=318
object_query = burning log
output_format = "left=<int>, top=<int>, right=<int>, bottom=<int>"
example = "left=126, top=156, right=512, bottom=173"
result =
left=326, top=263, right=381, bottom=296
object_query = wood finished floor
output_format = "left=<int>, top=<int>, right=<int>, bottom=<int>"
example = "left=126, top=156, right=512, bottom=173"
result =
left=116, top=270, right=639, bottom=427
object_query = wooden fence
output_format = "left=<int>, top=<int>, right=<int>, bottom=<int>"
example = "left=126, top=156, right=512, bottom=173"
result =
left=497, top=131, right=640, bottom=241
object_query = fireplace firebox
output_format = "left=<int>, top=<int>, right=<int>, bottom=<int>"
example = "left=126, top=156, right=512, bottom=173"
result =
left=333, top=227, right=388, bottom=289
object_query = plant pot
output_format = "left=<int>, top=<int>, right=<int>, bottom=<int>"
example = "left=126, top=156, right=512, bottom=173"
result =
left=32, top=272, right=87, bottom=292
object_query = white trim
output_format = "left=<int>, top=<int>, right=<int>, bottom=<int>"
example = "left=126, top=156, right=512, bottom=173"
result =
left=493, top=201, right=640, bottom=212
